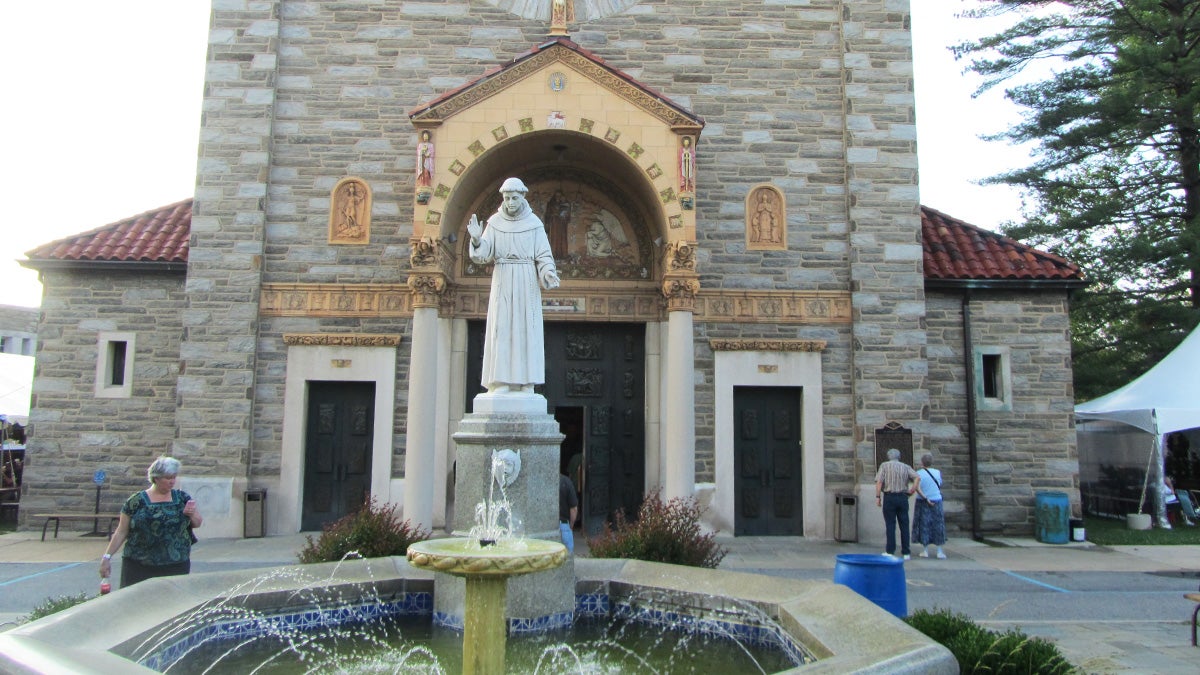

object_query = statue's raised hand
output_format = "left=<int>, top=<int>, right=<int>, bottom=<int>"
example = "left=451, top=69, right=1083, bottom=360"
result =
left=467, top=214, right=483, bottom=244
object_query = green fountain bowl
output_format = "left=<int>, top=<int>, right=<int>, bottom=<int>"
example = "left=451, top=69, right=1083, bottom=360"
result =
left=407, top=537, right=567, bottom=577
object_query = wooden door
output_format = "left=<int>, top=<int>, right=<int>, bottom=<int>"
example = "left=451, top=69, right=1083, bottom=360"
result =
left=734, top=386, right=803, bottom=535
left=466, top=321, right=645, bottom=536
left=302, top=382, right=374, bottom=531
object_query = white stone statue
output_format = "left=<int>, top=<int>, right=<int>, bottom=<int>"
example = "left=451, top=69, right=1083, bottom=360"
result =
left=468, top=177, right=560, bottom=395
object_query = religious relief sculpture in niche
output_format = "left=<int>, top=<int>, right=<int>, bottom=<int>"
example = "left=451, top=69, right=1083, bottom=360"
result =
left=678, top=136, right=696, bottom=209
left=463, top=169, right=653, bottom=281
left=329, top=177, right=371, bottom=245
left=415, top=130, right=434, bottom=204
left=746, top=184, right=786, bottom=250
left=549, top=0, right=575, bottom=35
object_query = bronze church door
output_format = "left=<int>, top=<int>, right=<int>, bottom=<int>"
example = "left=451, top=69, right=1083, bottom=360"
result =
left=302, top=382, right=374, bottom=531
left=467, top=321, right=645, bottom=536
left=734, top=386, right=803, bottom=536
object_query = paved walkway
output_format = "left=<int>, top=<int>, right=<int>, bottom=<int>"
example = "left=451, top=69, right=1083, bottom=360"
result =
left=1, top=530, right=1197, bottom=673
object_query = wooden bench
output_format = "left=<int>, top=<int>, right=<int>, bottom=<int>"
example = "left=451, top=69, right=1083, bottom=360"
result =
left=33, top=513, right=120, bottom=541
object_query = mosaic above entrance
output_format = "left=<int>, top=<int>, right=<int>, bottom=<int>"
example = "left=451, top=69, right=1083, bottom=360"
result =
left=463, top=169, right=655, bottom=281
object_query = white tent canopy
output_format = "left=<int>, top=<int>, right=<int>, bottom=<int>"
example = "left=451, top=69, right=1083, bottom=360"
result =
left=1075, top=324, right=1200, bottom=517
left=0, top=353, right=33, bottom=421
left=1075, top=324, right=1200, bottom=436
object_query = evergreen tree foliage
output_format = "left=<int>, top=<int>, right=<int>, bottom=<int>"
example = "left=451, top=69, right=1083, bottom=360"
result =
left=955, top=0, right=1200, bottom=399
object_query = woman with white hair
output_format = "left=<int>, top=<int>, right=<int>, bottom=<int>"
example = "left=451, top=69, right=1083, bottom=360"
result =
left=911, top=452, right=947, bottom=559
left=98, top=456, right=203, bottom=588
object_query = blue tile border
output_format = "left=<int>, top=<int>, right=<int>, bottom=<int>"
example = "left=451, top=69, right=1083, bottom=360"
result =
left=139, top=591, right=807, bottom=671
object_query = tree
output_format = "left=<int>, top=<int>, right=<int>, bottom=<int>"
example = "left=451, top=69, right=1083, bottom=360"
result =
left=955, top=0, right=1200, bottom=400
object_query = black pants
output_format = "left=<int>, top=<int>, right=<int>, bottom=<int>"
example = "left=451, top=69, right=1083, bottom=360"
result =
left=119, top=557, right=191, bottom=588
left=882, top=493, right=911, bottom=555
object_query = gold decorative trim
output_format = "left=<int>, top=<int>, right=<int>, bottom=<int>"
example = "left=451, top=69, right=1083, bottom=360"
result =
left=262, top=283, right=851, bottom=324
left=709, top=339, right=827, bottom=352
left=283, top=333, right=403, bottom=347
left=263, top=284, right=413, bottom=317
left=696, top=291, right=850, bottom=323
left=410, top=45, right=703, bottom=130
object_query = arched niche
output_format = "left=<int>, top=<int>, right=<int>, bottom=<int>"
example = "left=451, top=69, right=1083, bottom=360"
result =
left=441, top=129, right=667, bottom=287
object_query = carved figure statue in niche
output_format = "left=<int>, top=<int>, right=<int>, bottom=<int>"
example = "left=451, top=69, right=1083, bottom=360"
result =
left=543, top=189, right=572, bottom=259
left=748, top=186, right=784, bottom=246
left=331, top=178, right=369, bottom=242
left=416, top=130, right=434, bottom=188
left=467, top=177, right=560, bottom=395
left=679, top=136, right=695, bottom=193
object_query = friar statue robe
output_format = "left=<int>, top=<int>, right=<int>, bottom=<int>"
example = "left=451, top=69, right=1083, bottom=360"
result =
left=469, top=198, right=557, bottom=391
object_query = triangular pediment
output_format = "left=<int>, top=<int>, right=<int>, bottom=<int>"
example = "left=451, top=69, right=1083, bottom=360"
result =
left=409, top=38, right=703, bottom=131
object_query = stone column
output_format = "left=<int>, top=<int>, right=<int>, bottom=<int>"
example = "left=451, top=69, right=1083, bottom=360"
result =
left=403, top=266, right=446, bottom=530
left=661, top=243, right=700, bottom=501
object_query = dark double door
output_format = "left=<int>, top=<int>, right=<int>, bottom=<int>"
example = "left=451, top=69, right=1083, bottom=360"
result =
left=302, top=382, right=375, bottom=531
left=734, top=386, right=803, bottom=535
left=467, top=321, right=645, bottom=535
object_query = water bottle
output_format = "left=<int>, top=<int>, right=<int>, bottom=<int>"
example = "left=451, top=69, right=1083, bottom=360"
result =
left=100, top=577, right=111, bottom=595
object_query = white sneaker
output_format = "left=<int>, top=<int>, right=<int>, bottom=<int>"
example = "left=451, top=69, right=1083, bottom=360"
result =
left=918, top=550, right=929, bottom=558
left=902, top=554, right=911, bottom=561
left=1185, top=519, right=1195, bottom=527
left=1158, top=519, right=1172, bottom=530
left=936, top=551, right=947, bottom=559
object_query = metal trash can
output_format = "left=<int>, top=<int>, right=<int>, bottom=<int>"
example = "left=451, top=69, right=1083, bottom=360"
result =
left=834, top=493, right=858, bottom=542
left=244, top=488, right=266, bottom=538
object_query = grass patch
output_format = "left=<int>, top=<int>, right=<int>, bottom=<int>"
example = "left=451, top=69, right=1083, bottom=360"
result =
left=1083, top=515, right=1200, bottom=545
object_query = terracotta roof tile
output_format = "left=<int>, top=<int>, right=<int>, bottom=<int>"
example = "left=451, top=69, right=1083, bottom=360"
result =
left=25, top=199, right=191, bottom=264
left=921, top=205, right=1083, bottom=282
left=25, top=199, right=1083, bottom=286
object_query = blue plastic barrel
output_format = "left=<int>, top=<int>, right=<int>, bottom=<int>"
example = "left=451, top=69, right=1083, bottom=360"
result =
left=1035, top=491, right=1070, bottom=544
left=833, top=554, right=907, bottom=617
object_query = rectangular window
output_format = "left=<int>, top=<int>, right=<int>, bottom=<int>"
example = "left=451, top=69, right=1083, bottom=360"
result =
left=108, top=341, right=127, bottom=386
left=21, top=338, right=33, bottom=356
left=95, top=332, right=135, bottom=398
left=974, top=346, right=1012, bottom=412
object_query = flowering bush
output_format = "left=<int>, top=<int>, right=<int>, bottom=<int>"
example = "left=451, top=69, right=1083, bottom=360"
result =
left=297, top=496, right=431, bottom=564
left=587, top=489, right=727, bottom=568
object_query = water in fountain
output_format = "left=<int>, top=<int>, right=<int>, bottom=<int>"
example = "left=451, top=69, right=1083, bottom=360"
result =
left=162, top=610, right=799, bottom=674
left=465, top=449, right=521, bottom=547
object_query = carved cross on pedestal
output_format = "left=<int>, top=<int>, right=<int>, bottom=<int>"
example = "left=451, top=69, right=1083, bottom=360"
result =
left=549, top=0, right=574, bottom=37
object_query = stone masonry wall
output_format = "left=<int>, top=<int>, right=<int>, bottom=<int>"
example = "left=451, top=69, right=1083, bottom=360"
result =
left=22, top=270, right=184, bottom=520
left=926, top=289, right=1079, bottom=536
left=189, top=1, right=918, bottom=488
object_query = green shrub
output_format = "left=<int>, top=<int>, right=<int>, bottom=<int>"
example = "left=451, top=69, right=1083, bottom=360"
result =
left=586, top=489, right=727, bottom=568
left=297, top=496, right=431, bottom=564
left=24, top=592, right=93, bottom=623
left=905, top=608, right=1077, bottom=674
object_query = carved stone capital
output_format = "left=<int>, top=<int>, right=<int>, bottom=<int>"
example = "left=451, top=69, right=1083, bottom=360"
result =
left=661, top=276, right=700, bottom=312
left=708, top=338, right=827, bottom=353
left=410, top=236, right=438, bottom=268
left=408, top=273, right=447, bottom=308
left=663, top=240, right=697, bottom=273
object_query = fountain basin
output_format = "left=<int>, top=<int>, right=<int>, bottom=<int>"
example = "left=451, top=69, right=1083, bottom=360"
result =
left=407, top=537, right=567, bottom=577
left=0, top=556, right=956, bottom=674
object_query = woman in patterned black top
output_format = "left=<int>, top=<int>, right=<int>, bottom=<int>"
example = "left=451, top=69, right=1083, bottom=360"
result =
left=99, top=456, right=203, bottom=588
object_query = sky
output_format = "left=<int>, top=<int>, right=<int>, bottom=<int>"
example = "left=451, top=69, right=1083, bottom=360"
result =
left=0, top=1, right=1030, bottom=310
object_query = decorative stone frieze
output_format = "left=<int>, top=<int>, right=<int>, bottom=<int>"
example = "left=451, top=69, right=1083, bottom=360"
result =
left=261, top=282, right=851, bottom=325
left=709, top=339, right=827, bottom=353
left=283, top=334, right=402, bottom=347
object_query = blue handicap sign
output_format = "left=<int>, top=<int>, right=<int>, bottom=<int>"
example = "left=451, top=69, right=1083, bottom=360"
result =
left=93, top=469, right=107, bottom=486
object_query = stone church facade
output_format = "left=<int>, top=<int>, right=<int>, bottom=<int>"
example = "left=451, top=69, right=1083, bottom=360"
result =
left=20, top=1, right=1085, bottom=542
